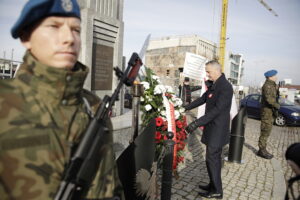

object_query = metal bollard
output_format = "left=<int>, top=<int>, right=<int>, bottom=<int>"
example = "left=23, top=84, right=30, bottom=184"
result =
left=131, top=82, right=143, bottom=141
left=228, top=107, right=247, bottom=163
left=161, top=132, right=175, bottom=200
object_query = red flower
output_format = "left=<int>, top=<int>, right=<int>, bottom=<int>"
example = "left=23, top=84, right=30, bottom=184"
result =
left=155, top=131, right=162, bottom=140
left=176, top=132, right=182, bottom=140
left=176, top=120, right=183, bottom=129
left=181, top=132, right=187, bottom=140
left=155, top=117, right=163, bottom=127
left=163, top=134, right=168, bottom=140
left=177, top=141, right=186, bottom=151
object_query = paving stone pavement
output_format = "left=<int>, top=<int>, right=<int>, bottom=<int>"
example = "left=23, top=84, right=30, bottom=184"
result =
left=157, top=115, right=300, bottom=200
left=112, top=110, right=300, bottom=199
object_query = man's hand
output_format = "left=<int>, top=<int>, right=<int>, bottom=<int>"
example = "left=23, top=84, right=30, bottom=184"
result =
left=183, top=103, right=191, bottom=110
left=185, top=121, right=199, bottom=134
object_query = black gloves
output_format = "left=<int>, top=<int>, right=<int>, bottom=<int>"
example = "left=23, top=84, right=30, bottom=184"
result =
left=183, top=104, right=191, bottom=111
left=185, top=120, right=201, bottom=134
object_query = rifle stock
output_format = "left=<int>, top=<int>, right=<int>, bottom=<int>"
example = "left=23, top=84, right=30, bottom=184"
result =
left=55, top=53, right=142, bottom=200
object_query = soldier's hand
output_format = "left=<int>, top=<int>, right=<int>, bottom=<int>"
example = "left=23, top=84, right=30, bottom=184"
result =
left=273, top=109, right=279, bottom=118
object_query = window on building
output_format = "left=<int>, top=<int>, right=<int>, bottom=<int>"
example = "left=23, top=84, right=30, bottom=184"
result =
left=166, top=69, right=170, bottom=76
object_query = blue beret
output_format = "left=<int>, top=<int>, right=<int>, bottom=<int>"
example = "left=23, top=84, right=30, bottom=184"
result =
left=264, top=69, right=278, bottom=77
left=11, top=0, right=81, bottom=39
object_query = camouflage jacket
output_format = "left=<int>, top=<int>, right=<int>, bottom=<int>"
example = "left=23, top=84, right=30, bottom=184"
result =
left=0, top=52, right=124, bottom=200
left=261, top=79, right=280, bottom=110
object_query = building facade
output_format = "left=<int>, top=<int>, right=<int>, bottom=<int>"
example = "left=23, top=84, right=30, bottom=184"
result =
left=145, top=35, right=216, bottom=88
left=145, top=35, right=244, bottom=93
left=224, top=52, right=244, bottom=85
left=0, top=58, right=21, bottom=79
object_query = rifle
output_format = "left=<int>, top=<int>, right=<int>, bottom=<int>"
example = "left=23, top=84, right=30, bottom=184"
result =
left=55, top=53, right=143, bottom=200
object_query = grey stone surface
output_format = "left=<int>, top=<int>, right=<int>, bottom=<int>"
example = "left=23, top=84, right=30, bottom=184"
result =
left=272, top=159, right=287, bottom=200
left=111, top=110, right=142, bottom=158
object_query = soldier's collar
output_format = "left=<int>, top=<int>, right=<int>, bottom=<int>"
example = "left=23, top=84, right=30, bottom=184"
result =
left=266, top=79, right=276, bottom=85
left=19, top=51, right=89, bottom=106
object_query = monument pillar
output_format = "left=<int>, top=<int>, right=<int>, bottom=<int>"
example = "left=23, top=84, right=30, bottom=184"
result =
left=78, top=0, right=124, bottom=115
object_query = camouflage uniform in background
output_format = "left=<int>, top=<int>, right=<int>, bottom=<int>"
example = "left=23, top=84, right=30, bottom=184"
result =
left=0, top=52, right=124, bottom=200
left=258, top=79, right=280, bottom=150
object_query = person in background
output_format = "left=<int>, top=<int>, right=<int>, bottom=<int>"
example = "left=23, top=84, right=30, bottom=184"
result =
left=0, top=0, right=123, bottom=199
left=184, top=60, right=233, bottom=199
left=285, top=143, right=300, bottom=200
left=179, top=77, right=201, bottom=106
left=257, top=70, right=280, bottom=159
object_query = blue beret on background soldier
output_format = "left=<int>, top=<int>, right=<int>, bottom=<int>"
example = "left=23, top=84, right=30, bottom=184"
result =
left=0, top=0, right=124, bottom=199
left=257, top=69, right=280, bottom=159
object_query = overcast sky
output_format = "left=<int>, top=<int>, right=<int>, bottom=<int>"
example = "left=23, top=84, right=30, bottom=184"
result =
left=1, top=0, right=300, bottom=86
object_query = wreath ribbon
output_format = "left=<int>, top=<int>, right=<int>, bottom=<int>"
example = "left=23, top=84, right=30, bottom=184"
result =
left=163, top=93, right=177, bottom=169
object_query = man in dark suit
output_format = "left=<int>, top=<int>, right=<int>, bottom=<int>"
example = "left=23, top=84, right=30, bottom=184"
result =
left=184, top=60, right=233, bottom=199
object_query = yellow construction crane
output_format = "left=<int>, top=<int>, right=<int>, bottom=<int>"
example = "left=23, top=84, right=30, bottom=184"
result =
left=218, top=0, right=278, bottom=72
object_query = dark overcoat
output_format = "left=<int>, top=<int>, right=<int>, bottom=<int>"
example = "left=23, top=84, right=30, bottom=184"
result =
left=185, top=74, right=233, bottom=148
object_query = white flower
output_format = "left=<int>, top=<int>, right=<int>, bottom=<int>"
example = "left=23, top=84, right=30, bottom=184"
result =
left=154, top=87, right=162, bottom=95
left=171, top=96, right=183, bottom=107
left=158, top=108, right=161, bottom=112
left=140, top=96, right=144, bottom=102
left=176, top=99, right=183, bottom=107
left=165, top=86, right=174, bottom=93
left=175, top=110, right=180, bottom=119
left=179, top=107, right=185, bottom=113
left=141, top=81, right=150, bottom=90
left=145, top=104, right=152, bottom=111
left=161, top=110, right=166, bottom=116
left=152, top=75, right=160, bottom=81
left=154, top=85, right=166, bottom=95
left=171, top=95, right=177, bottom=102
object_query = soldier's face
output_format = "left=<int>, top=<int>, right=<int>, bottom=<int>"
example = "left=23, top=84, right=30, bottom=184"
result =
left=269, top=75, right=278, bottom=82
left=22, top=16, right=81, bottom=69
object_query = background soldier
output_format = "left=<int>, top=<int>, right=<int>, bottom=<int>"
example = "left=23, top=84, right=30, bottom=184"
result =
left=257, top=69, right=280, bottom=159
left=0, top=0, right=123, bottom=199
left=179, top=77, right=201, bottom=106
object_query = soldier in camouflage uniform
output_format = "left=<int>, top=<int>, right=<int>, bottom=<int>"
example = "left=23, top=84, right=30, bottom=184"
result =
left=257, top=69, right=280, bottom=159
left=0, top=0, right=124, bottom=199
